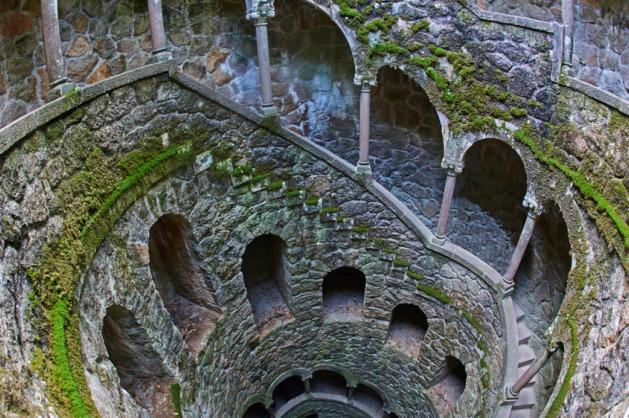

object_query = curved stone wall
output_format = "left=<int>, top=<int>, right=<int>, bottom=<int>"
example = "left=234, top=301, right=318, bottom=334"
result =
left=0, top=0, right=627, bottom=416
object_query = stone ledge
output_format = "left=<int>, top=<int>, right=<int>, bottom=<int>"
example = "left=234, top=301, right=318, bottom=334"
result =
left=565, top=76, right=629, bottom=116
left=0, top=61, right=172, bottom=155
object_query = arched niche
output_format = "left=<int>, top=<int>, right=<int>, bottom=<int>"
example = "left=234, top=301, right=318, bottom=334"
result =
left=272, top=375, right=306, bottom=412
left=451, top=138, right=528, bottom=272
left=321, top=266, right=366, bottom=322
left=241, top=234, right=293, bottom=332
left=386, top=303, right=429, bottom=358
left=149, top=214, right=221, bottom=353
left=102, top=305, right=176, bottom=417
left=243, top=402, right=271, bottom=418
left=369, top=66, right=445, bottom=227
left=427, top=356, right=467, bottom=413
left=352, top=383, right=385, bottom=415
left=310, top=370, right=348, bottom=397
left=513, top=201, right=571, bottom=412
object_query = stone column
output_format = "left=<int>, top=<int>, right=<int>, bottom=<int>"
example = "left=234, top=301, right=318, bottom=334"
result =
left=247, top=1, right=277, bottom=115
left=562, top=0, right=575, bottom=65
left=356, top=78, right=373, bottom=176
left=148, top=0, right=171, bottom=60
left=502, top=198, right=543, bottom=288
left=508, top=346, right=558, bottom=398
left=41, top=0, right=72, bottom=97
left=434, top=160, right=464, bottom=243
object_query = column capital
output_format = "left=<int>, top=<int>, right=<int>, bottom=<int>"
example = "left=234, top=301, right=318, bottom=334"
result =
left=246, top=0, right=275, bottom=20
left=441, top=158, right=464, bottom=174
left=522, top=194, right=544, bottom=217
left=354, top=74, right=377, bottom=88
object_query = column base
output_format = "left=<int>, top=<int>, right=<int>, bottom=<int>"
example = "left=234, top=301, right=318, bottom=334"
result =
left=47, top=81, right=76, bottom=102
left=150, top=49, right=172, bottom=63
left=431, top=234, right=447, bottom=246
left=261, top=104, right=279, bottom=116
left=356, top=161, right=372, bottom=178
left=503, top=386, right=520, bottom=404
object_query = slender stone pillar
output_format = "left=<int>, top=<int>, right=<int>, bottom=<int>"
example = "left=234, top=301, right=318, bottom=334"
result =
left=41, top=0, right=72, bottom=97
left=562, top=0, right=575, bottom=65
left=434, top=160, right=464, bottom=243
left=357, top=80, right=372, bottom=175
left=246, top=1, right=277, bottom=115
left=502, top=199, right=543, bottom=287
left=347, top=386, right=355, bottom=401
left=148, top=0, right=170, bottom=60
left=508, top=346, right=558, bottom=398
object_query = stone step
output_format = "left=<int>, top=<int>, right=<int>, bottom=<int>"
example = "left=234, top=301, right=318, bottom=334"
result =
left=517, top=344, right=536, bottom=368
left=512, top=387, right=536, bottom=409
left=509, top=408, right=533, bottom=418
left=517, top=320, right=533, bottom=345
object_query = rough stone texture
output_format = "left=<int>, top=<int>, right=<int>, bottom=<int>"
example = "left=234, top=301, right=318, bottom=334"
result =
left=573, top=0, right=629, bottom=99
left=0, top=76, right=504, bottom=417
left=477, top=0, right=562, bottom=22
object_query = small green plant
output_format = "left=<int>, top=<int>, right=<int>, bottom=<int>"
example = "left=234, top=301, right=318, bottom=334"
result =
left=411, top=19, right=430, bottom=32
left=416, top=284, right=452, bottom=305
left=305, top=196, right=320, bottom=206
left=369, top=42, right=410, bottom=57
left=321, top=207, right=340, bottom=214
left=171, top=383, right=182, bottom=417
left=509, top=107, right=528, bottom=118
left=267, top=180, right=283, bottom=191
left=406, top=270, right=424, bottom=281
left=352, top=224, right=370, bottom=234
left=393, top=258, right=410, bottom=268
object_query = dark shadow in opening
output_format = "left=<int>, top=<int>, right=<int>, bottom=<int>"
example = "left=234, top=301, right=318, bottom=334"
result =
left=149, top=214, right=221, bottom=353
left=310, top=370, right=347, bottom=397
left=322, top=267, right=366, bottom=322
left=452, top=139, right=528, bottom=272
left=353, top=383, right=384, bottom=415
left=272, top=375, right=306, bottom=412
left=386, top=303, right=429, bottom=358
left=242, top=234, right=293, bottom=332
left=428, top=356, right=467, bottom=412
left=243, top=402, right=271, bottom=418
left=102, top=305, right=175, bottom=418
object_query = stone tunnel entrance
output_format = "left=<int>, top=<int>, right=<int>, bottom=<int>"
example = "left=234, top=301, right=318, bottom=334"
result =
left=386, top=303, right=429, bottom=359
left=322, top=267, right=366, bottom=322
left=102, top=305, right=176, bottom=418
left=149, top=214, right=221, bottom=353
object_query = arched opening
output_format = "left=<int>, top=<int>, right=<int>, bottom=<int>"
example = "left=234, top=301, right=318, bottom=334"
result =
left=242, top=234, right=293, bottom=332
left=102, top=305, right=175, bottom=417
left=512, top=201, right=571, bottom=415
left=322, top=267, right=366, bottom=322
left=370, top=66, right=445, bottom=227
left=428, top=356, right=467, bottom=412
left=272, top=375, right=306, bottom=412
left=168, top=0, right=357, bottom=144
left=386, top=303, right=429, bottom=358
left=310, top=370, right=347, bottom=397
left=149, top=214, right=221, bottom=353
left=451, top=139, right=528, bottom=272
left=243, top=402, right=270, bottom=418
left=353, top=384, right=385, bottom=415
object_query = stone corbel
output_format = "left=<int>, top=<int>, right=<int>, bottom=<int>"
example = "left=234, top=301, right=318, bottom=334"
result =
left=441, top=158, right=464, bottom=175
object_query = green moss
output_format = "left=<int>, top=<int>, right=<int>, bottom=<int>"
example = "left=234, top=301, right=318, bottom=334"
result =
left=461, top=310, right=483, bottom=334
left=171, top=383, right=182, bottom=417
left=304, top=196, right=320, bottom=206
left=406, top=42, right=422, bottom=52
left=334, top=0, right=366, bottom=23
left=259, top=114, right=280, bottom=131
left=546, top=319, right=579, bottom=418
left=416, top=284, right=452, bottom=305
left=425, top=67, right=448, bottom=90
left=50, top=300, right=90, bottom=418
left=369, top=42, right=410, bottom=57
left=267, top=180, right=283, bottom=191
left=251, top=172, right=272, bottom=183
left=393, top=258, right=410, bottom=268
left=232, top=164, right=253, bottom=177
left=514, top=125, right=629, bottom=249
left=382, top=247, right=395, bottom=254
left=428, top=44, right=447, bottom=57
left=408, top=56, right=438, bottom=69
left=285, top=189, right=303, bottom=198
left=406, top=270, right=424, bottom=281
left=351, top=224, right=370, bottom=234
left=509, top=107, right=528, bottom=118
left=411, top=19, right=430, bottom=32
left=321, top=207, right=340, bottom=214
left=528, top=99, right=542, bottom=108
left=369, top=237, right=385, bottom=247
